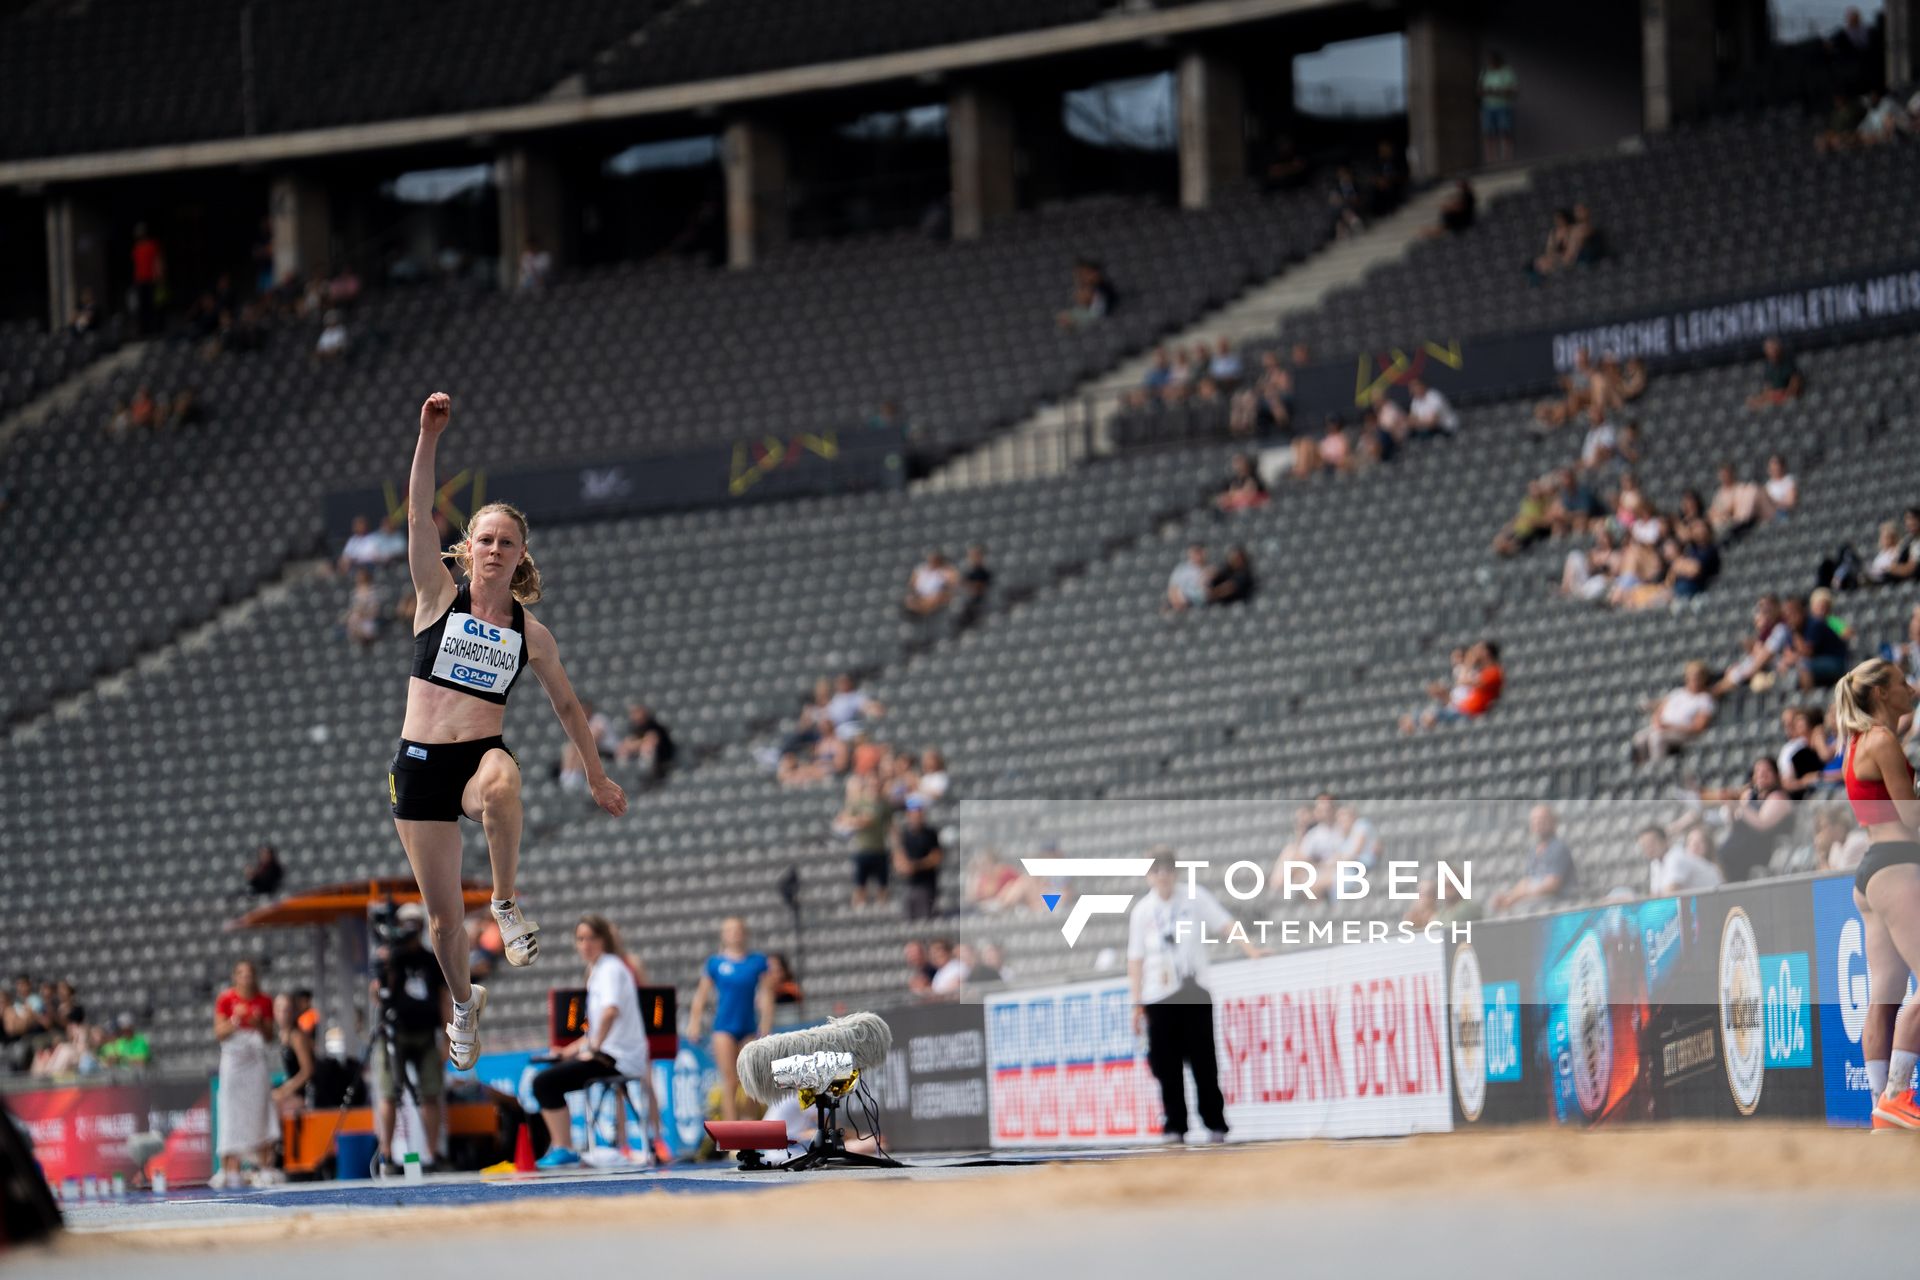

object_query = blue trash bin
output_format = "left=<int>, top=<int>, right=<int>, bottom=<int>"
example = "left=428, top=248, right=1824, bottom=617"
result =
left=334, top=1132, right=378, bottom=1180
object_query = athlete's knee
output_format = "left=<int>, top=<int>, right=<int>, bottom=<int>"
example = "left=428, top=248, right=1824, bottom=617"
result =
left=480, top=766, right=520, bottom=812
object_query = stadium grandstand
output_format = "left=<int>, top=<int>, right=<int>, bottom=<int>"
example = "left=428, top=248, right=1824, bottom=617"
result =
left=1, top=0, right=1919, bottom=1248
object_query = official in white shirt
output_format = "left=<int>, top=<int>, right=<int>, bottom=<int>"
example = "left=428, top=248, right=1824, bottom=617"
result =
left=528, top=914, right=651, bottom=1168
left=1127, top=851, right=1264, bottom=1145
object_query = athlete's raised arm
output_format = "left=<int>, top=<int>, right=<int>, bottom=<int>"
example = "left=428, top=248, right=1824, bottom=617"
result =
left=409, top=392, right=458, bottom=621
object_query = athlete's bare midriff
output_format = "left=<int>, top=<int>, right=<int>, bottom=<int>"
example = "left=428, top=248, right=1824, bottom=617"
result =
left=400, top=676, right=508, bottom=743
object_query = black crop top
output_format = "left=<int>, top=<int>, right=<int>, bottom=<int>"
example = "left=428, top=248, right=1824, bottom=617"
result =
left=409, top=584, right=527, bottom=705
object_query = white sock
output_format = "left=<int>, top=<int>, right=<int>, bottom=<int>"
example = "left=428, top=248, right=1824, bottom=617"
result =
left=1888, top=1050, right=1918, bottom=1098
left=492, top=897, right=514, bottom=913
left=452, top=996, right=474, bottom=1027
left=1867, top=1059, right=1889, bottom=1097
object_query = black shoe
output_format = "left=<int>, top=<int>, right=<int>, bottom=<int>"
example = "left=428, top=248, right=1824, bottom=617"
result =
left=376, top=1157, right=403, bottom=1177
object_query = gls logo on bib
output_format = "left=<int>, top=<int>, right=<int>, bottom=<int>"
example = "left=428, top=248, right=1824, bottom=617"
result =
left=433, top=611, right=523, bottom=696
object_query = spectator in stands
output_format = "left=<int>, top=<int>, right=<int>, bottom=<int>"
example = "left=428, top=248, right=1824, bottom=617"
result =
left=1712, top=594, right=1791, bottom=695
left=1489, top=805, right=1578, bottom=915
left=1131, top=348, right=1174, bottom=408
left=1328, top=166, right=1367, bottom=236
left=1369, top=139, right=1407, bottom=216
left=1422, top=179, right=1478, bottom=240
left=1779, top=592, right=1851, bottom=689
left=837, top=775, right=894, bottom=908
left=904, top=550, right=960, bottom=617
left=1208, top=337, right=1243, bottom=387
left=1576, top=402, right=1618, bottom=469
left=1641, top=824, right=1724, bottom=896
left=245, top=844, right=284, bottom=897
left=100, top=1012, right=151, bottom=1072
left=68, top=288, right=100, bottom=336
left=1817, top=91, right=1868, bottom=153
left=928, top=939, right=971, bottom=997
left=956, top=545, right=992, bottom=630
left=1866, top=509, right=1920, bottom=583
left=1229, top=351, right=1294, bottom=437
left=1560, top=525, right=1619, bottom=601
left=1885, top=604, right=1920, bottom=694
left=893, top=796, right=944, bottom=921
left=1492, top=477, right=1554, bottom=557
left=1313, top=414, right=1351, bottom=474
left=344, top=568, right=385, bottom=648
left=1056, top=258, right=1114, bottom=330
left=130, top=224, right=164, bottom=335
left=1708, top=462, right=1774, bottom=538
left=1479, top=51, right=1518, bottom=163
left=1779, top=704, right=1835, bottom=795
left=1760, top=452, right=1798, bottom=518
left=1165, top=543, right=1212, bottom=614
left=1534, top=348, right=1597, bottom=428
left=518, top=239, right=553, bottom=294
left=1654, top=491, right=1721, bottom=602
left=1858, top=90, right=1906, bottom=145
left=1406, top=378, right=1459, bottom=437
left=1401, top=640, right=1504, bottom=733
left=915, top=748, right=950, bottom=804
left=1630, top=660, right=1716, bottom=764
left=1545, top=467, right=1603, bottom=539
left=1208, top=546, right=1256, bottom=606
left=902, top=941, right=935, bottom=997
left=1815, top=805, right=1872, bottom=872
left=966, top=848, right=1049, bottom=914
left=1528, top=209, right=1576, bottom=280
left=825, top=673, right=884, bottom=738
left=614, top=703, right=675, bottom=782
left=314, top=310, right=349, bottom=362
left=1711, top=757, right=1800, bottom=881
left=1746, top=337, right=1803, bottom=407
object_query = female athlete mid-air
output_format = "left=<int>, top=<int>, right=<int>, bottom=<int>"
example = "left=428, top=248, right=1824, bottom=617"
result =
left=389, top=392, right=626, bottom=1069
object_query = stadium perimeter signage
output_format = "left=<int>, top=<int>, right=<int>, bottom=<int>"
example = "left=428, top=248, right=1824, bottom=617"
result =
left=323, top=430, right=903, bottom=544
left=1285, top=259, right=1920, bottom=422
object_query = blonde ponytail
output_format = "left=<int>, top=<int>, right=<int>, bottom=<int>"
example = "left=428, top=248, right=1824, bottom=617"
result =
left=445, top=501, right=544, bottom=605
left=1834, top=658, right=1899, bottom=742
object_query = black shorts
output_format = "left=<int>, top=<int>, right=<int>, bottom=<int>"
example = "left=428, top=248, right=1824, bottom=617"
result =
left=1855, top=841, right=1920, bottom=896
left=388, top=736, right=513, bottom=823
left=851, top=851, right=890, bottom=889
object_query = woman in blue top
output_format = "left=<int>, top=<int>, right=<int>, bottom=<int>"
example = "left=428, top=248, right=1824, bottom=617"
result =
left=686, top=916, right=773, bottom=1122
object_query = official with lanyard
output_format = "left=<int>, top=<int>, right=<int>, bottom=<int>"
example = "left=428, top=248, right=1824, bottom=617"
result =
left=1127, top=849, right=1264, bottom=1144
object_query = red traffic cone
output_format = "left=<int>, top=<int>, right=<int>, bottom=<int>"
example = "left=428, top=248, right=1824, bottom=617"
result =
left=513, top=1124, right=537, bottom=1173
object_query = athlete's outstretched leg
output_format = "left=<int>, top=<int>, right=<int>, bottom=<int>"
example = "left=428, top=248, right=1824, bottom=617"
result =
left=464, top=749, right=539, bottom=966
left=395, top=819, right=473, bottom=1004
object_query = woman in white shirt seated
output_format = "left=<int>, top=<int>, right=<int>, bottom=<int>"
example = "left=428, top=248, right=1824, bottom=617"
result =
left=529, top=914, right=651, bottom=1168
left=1764, top=454, right=1797, bottom=518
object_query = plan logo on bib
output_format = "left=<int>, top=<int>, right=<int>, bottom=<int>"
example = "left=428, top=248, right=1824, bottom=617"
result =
left=1019, top=858, right=1155, bottom=946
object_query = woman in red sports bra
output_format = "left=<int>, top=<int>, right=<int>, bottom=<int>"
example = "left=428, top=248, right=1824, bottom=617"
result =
left=1835, top=657, right=1920, bottom=1130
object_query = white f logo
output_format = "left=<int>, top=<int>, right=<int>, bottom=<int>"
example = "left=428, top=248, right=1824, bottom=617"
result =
left=1019, top=858, right=1155, bottom=946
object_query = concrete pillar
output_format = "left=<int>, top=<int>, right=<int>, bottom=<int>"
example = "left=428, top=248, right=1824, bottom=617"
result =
left=1642, top=0, right=1717, bottom=133
left=1889, top=0, right=1918, bottom=90
left=722, top=119, right=788, bottom=270
left=495, top=146, right=567, bottom=291
left=1177, top=49, right=1246, bottom=210
left=948, top=86, right=1016, bottom=241
left=44, top=195, right=111, bottom=335
left=269, top=174, right=332, bottom=285
left=1404, top=9, right=1479, bottom=181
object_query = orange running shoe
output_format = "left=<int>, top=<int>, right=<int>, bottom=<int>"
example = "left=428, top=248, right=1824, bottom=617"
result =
left=1870, top=1089, right=1920, bottom=1130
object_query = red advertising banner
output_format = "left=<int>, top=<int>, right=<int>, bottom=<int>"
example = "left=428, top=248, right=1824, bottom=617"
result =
left=7, top=1077, right=212, bottom=1185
